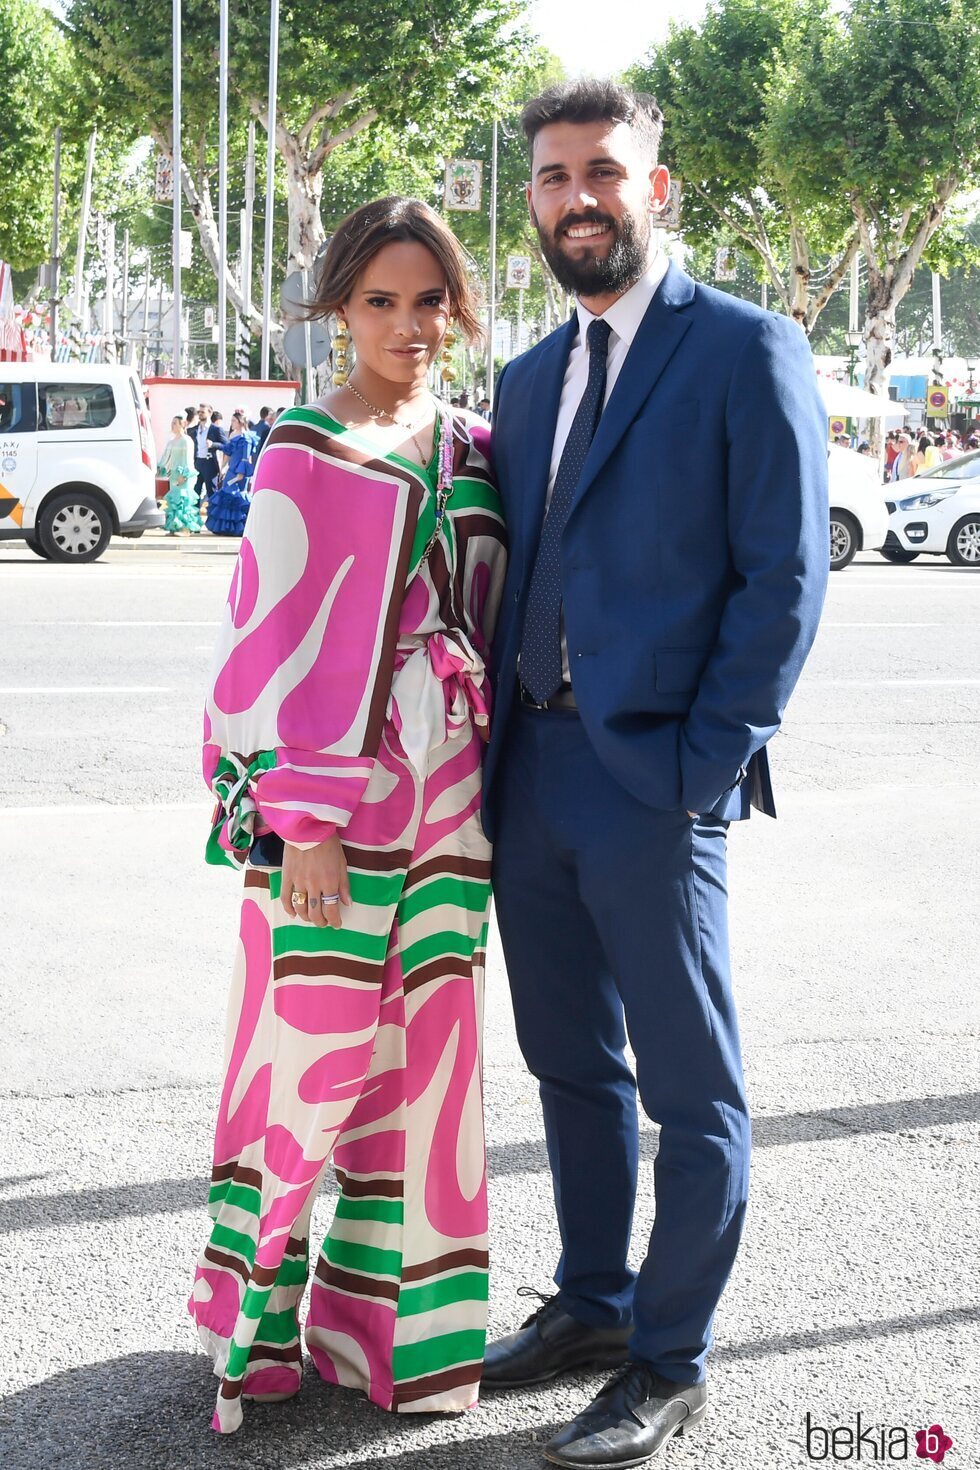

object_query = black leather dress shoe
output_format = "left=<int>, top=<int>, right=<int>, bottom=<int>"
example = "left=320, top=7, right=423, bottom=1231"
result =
left=482, top=1291, right=632, bottom=1388
left=543, top=1361, right=707, bottom=1467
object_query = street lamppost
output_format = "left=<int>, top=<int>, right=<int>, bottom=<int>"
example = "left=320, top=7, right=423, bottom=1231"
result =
left=845, top=328, right=862, bottom=387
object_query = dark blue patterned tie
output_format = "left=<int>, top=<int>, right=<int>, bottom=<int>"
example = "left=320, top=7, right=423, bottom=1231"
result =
left=519, top=316, right=612, bottom=703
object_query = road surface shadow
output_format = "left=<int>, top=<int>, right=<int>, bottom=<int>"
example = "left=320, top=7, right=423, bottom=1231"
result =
left=3, top=1091, right=978, bottom=1235
left=0, top=1350, right=564, bottom=1470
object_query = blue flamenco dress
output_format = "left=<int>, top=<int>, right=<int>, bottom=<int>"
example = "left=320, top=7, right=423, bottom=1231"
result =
left=206, top=430, right=256, bottom=536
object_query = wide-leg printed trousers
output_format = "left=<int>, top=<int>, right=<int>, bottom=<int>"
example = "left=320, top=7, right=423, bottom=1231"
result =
left=189, top=719, right=492, bottom=1433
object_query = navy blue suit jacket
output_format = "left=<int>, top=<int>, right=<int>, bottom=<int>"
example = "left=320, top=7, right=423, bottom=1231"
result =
left=482, top=261, right=829, bottom=840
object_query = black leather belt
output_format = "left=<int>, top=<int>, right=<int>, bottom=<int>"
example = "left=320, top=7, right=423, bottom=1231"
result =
left=518, top=680, right=578, bottom=711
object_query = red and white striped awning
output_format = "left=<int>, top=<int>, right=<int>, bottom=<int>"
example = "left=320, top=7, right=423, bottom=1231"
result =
left=0, top=261, right=28, bottom=363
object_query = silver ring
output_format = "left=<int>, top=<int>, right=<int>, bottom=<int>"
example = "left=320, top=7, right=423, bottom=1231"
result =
left=320, top=893, right=341, bottom=905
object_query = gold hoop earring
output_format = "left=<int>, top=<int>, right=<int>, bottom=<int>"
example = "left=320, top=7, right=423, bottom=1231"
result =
left=331, top=316, right=351, bottom=386
left=440, top=321, right=457, bottom=390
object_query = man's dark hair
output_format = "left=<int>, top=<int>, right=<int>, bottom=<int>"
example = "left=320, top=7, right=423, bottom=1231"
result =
left=259, top=405, right=271, bottom=419
left=520, top=79, right=664, bottom=164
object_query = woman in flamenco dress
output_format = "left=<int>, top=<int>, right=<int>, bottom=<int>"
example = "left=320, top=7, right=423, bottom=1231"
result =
left=206, top=412, right=257, bottom=536
left=158, top=414, right=202, bottom=533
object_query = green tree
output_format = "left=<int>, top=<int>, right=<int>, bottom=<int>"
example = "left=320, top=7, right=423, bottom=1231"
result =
left=766, top=0, right=980, bottom=401
left=632, top=0, right=859, bottom=332
left=64, top=0, right=532, bottom=347
left=0, top=0, right=75, bottom=268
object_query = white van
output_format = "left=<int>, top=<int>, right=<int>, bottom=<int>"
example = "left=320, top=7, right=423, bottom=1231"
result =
left=0, top=362, right=163, bottom=562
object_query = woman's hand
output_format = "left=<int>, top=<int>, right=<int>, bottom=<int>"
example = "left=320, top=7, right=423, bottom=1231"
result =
left=281, top=834, right=352, bottom=929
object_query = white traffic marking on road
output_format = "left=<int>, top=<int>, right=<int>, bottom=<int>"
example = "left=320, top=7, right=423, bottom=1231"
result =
left=832, top=579, right=980, bottom=588
left=0, top=686, right=173, bottom=695
left=0, top=569, right=229, bottom=580
left=0, top=802, right=211, bottom=817
left=4, top=621, right=221, bottom=627
left=805, top=678, right=980, bottom=686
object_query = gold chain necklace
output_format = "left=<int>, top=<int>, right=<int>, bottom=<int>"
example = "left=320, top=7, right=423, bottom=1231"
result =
left=344, top=379, right=432, bottom=465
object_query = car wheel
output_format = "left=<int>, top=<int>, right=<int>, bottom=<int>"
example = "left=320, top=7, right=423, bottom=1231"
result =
left=23, top=533, right=52, bottom=560
left=37, top=492, right=113, bottom=563
left=946, top=514, right=980, bottom=566
left=829, top=510, right=859, bottom=570
left=879, top=546, right=920, bottom=564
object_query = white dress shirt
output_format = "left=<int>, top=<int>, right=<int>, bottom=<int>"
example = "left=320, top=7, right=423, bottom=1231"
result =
left=544, top=251, right=671, bottom=682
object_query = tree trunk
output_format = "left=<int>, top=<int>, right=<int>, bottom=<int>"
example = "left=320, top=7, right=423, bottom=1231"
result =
left=852, top=181, right=957, bottom=452
left=789, top=224, right=811, bottom=327
left=280, top=133, right=326, bottom=271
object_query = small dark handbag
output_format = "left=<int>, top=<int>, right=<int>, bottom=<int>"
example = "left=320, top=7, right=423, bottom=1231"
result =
left=249, top=831, right=284, bottom=868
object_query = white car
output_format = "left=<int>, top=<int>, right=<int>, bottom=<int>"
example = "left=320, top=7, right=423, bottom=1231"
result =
left=827, top=443, right=889, bottom=570
left=882, top=450, right=980, bottom=566
left=0, top=361, right=163, bottom=562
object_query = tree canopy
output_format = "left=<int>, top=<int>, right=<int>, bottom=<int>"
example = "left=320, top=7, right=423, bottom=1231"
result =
left=766, top=0, right=980, bottom=395
left=632, top=0, right=859, bottom=332
left=0, top=0, right=74, bottom=268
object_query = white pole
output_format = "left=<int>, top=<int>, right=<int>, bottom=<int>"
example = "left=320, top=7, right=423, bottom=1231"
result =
left=302, top=267, right=313, bottom=403
left=243, top=120, right=256, bottom=322
left=517, top=286, right=524, bottom=355
left=49, top=126, right=62, bottom=360
left=261, top=0, right=280, bottom=380
left=73, top=129, right=97, bottom=317
left=487, top=119, right=499, bottom=397
left=218, top=0, right=229, bottom=376
left=140, top=257, right=151, bottom=375
left=103, top=219, right=115, bottom=362
left=931, top=271, right=942, bottom=353
left=120, top=228, right=131, bottom=362
left=240, top=121, right=256, bottom=378
left=172, top=0, right=182, bottom=375
left=849, top=253, right=859, bottom=336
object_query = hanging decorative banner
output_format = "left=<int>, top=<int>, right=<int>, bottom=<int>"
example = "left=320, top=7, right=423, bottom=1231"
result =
left=651, top=178, right=683, bottom=231
left=444, top=159, right=483, bottom=212
left=926, top=384, right=949, bottom=416
left=714, top=246, right=738, bottom=282
left=179, top=230, right=193, bottom=269
left=506, top=255, right=531, bottom=290
left=155, top=151, right=174, bottom=203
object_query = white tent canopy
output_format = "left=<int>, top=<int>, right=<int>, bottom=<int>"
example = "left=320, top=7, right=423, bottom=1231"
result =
left=819, top=380, right=893, bottom=419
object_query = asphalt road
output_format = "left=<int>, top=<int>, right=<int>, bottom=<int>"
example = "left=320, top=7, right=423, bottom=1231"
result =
left=1, top=532, right=978, bottom=1470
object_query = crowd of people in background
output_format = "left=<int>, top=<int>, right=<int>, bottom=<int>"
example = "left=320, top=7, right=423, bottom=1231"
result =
left=157, top=403, right=283, bottom=537
left=830, top=424, right=978, bottom=482
left=447, top=388, right=492, bottom=419
left=882, top=425, right=976, bottom=482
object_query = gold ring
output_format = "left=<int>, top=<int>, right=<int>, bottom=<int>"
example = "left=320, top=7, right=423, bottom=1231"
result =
left=291, top=890, right=308, bottom=906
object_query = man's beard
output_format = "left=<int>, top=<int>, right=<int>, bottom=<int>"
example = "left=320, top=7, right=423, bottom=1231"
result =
left=536, top=208, right=652, bottom=296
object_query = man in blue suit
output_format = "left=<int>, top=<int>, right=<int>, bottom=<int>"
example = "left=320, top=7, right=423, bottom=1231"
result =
left=482, top=80, right=829, bottom=1468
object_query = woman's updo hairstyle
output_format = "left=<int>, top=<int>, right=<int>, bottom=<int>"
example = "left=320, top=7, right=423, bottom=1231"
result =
left=308, top=196, right=483, bottom=345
